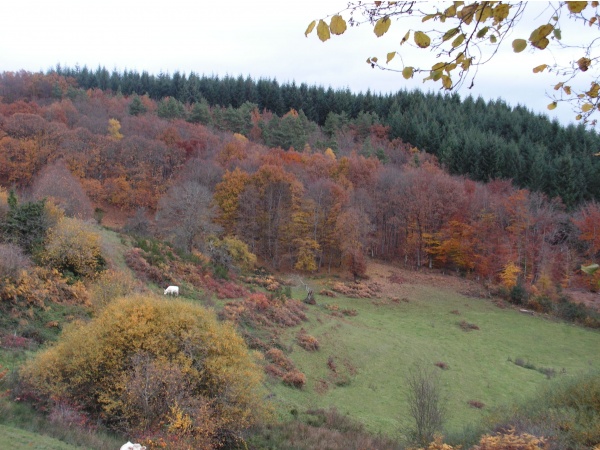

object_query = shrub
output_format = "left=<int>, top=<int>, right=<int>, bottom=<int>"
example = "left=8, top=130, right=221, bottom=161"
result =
left=472, top=428, right=546, bottom=449
left=40, top=217, right=105, bottom=280
left=282, top=370, right=306, bottom=389
left=297, top=329, right=320, bottom=351
left=18, top=295, right=271, bottom=447
left=467, top=400, right=485, bottom=409
left=89, top=269, right=140, bottom=313
left=0, top=243, right=31, bottom=280
left=458, top=320, right=480, bottom=331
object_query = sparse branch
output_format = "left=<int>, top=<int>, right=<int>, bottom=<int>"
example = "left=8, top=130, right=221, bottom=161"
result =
left=306, top=1, right=600, bottom=124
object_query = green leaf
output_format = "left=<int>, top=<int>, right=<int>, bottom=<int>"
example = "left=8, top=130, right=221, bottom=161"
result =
left=402, top=66, right=414, bottom=79
left=305, top=20, right=316, bottom=37
left=414, top=31, right=431, bottom=48
left=330, top=15, right=347, bottom=35
left=442, top=28, right=459, bottom=41
left=553, top=28, right=562, bottom=40
left=490, top=34, right=497, bottom=43
left=547, top=101, right=558, bottom=110
left=581, top=263, right=599, bottom=275
left=317, top=19, right=331, bottom=42
left=567, top=1, right=588, bottom=13
left=512, top=39, right=527, bottom=53
left=374, top=16, right=392, bottom=37
left=386, top=51, right=396, bottom=63
left=452, top=33, right=465, bottom=48
left=476, top=27, right=489, bottom=38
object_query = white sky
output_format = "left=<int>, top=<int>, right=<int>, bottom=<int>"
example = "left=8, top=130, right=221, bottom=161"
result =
left=1, top=1, right=595, bottom=126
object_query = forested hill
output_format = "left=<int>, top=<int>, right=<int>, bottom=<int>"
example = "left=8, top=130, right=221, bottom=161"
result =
left=42, top=65, right=600, bottom=209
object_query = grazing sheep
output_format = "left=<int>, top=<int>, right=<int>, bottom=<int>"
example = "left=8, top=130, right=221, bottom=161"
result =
left=120, top=442, right=146, bottom=450
left=164, top=285, right=179, bottom=296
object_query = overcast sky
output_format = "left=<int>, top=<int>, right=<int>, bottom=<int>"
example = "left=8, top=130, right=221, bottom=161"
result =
left=2, top=1, right=593, bottom=126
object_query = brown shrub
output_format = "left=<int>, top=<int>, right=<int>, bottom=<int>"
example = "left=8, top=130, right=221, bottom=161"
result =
left=319, top=289, right=337, bottom=297
left=467, top=400, right=485, bottom=409
left=220, top=293, right=307, bottom=328
left=282, top=370, right=306, bottom=389
left=458, top=320, right=480, bottom=331
left=297, top=329, right=319, bottom=351
left=265, top=348, right=295, bottom=372
left=434, top=362, right=449, bottom=370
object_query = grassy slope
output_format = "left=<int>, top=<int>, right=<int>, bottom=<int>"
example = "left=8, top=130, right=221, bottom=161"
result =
left=266, top=277, right=600, bottom=438
left=0, top=423, right=84, bottom=450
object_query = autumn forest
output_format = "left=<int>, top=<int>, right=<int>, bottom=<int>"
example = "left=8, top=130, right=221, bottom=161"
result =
left=2, top=69, right=600, bottom=292
left=1, top=68, right=600, bottom=449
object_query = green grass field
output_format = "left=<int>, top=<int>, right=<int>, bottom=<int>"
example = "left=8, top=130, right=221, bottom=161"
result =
left=266, top=279, right=600, bottom=438
left=0, top=423, right=84, bottom=450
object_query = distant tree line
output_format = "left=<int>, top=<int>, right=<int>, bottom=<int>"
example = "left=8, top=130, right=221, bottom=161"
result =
left=45, top=65, right=600, bottom=209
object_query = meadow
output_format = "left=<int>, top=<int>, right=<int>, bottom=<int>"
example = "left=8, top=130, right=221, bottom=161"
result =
left=263, top=266, right=600, bottom=439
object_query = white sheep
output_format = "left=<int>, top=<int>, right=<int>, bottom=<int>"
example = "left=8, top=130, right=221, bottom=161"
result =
left=164, top=285, right=179, bottom=296
left=120, top=442, right=146, bottom=450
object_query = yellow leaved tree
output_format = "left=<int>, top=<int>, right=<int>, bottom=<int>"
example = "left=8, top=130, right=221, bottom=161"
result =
left=306, top=1, right=600, bottom=124
left=19, top=295, right=271, bottom=448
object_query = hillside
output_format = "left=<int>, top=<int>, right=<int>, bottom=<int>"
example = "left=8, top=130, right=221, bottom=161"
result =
left=1, top=70, right=600, bottom=449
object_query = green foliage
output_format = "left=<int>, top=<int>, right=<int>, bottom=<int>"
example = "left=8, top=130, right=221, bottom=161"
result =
left=156, top=96, right=186, bottom=119
left=482, top=369, right=600, bottom=449
left=1, top=194, right=50, bottom=254
left=128, top=94, right=147, bottom=116
left=19, top=295, right=271, bottom=445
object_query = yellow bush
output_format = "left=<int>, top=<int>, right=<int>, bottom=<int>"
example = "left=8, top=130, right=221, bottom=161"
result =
left=40, top=217, right=104, bottom=279
left=473, top=428, right=547, bottom=449
left=20, top=295, right=270, bottom=445
left=89, top=269, right=140, bottom=313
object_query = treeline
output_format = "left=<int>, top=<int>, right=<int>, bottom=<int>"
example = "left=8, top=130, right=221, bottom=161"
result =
left=1, top=70, right=600, bottom=303
left=31, top=65, right=600, bottom=209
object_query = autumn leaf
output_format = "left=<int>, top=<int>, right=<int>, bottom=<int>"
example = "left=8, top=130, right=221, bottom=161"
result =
left=567, top=1, right=588, bottom=13
left=533, top=64, right=548, bottom=73
left=578, top=57, right=591, bottom=71
left=582, top=103, right=594, bottom=112
left=330, top=15, right=347, bottom=35
left=512, top=39, right=527, bottom=52
left=386, top=51, right=396, bottom=63
left=414, top=31, right=431, bottom=48
left=374, top=16, right=392, bottom=37
left=529, top=24, right=554, bottom=49
left=317, top=19, right=331, bottom=42
left=442, top=75, right=453, bottom=89
left=547, top=101, right=558, bottom=110
left=401, top=30, right=410, bottom=44
left=305, top=20, right=316, bottom=37
left=493, top=3, right=511, bottom=23
left=402, top=66, right=414, bottom=79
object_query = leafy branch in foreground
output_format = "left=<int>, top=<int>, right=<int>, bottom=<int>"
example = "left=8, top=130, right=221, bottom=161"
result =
left=306, top=1, right=600, bottom=125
